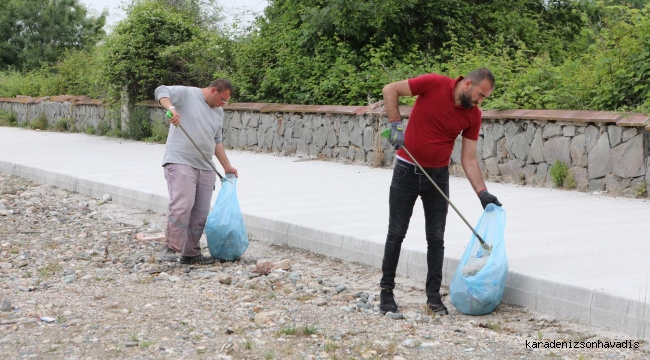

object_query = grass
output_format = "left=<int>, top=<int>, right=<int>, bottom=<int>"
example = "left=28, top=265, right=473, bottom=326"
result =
left=138, top=340, right=151, bottom=348
left=264, top=350, right=275, bottom=359
left=302, top=324, right=317, bottom=336
left=39, top=262, right=62, bottom=278
left=635, top=181, right=647, bottom=197
left=29, top=113, right=48, bottom=130
left=479, top=322, right=501, bottom=332
left=243, top=339, right=253, bottom=350
left=0, top=110, right=18, bottom=127
left=279, top=326, right=297, bottom=336
left=549, top=160, right=576, bottom=188
left=324, top=341, right=338, bottom=352
left=143, top=119, right=168, bottom=143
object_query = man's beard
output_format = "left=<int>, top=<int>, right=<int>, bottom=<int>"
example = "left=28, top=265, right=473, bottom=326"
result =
left=460, top=91, right=475, bottom=109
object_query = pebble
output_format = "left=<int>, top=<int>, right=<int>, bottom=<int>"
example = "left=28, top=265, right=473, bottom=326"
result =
left=386, top=312, right=404, bottom=320
left=0, top=173, right=645, bottom=360
left=313, top=297, right=327, bottom=306
left=1, top=298, right=11, bottom=312
left=61, top=275, right=76, bottom=283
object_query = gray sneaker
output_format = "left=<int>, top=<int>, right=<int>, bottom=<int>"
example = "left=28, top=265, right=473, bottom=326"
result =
left=158, top=244, right=178, bottom=262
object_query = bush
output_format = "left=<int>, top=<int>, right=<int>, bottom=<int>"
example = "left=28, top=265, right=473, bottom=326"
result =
left=144, top=118, right=169, bottom=143
left=0, top=110, right=18, bottom=127
left=29, top=114, right=48, bottom=130
left=549, top=160, right=570, bottom=188
left=53, top=118, right=67, bottom=132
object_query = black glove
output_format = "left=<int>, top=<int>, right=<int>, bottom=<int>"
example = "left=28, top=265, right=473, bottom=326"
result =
left=478, top=189, right=502, bottom=210
left=388, top=121, right=404, bottom=150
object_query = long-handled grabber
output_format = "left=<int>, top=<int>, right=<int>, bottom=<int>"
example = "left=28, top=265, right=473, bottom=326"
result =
left=166, top=110, right=227, bottom=184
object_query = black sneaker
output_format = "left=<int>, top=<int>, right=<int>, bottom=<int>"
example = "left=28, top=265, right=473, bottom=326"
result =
left=179, top=255, right=215, bottom=265
left=380, top=289, right=399, bottom=313
left=427, top=293, right=448, bottom=316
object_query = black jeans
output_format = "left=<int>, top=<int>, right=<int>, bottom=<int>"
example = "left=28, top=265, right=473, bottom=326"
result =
left=380, top=160, right=450, bottom=300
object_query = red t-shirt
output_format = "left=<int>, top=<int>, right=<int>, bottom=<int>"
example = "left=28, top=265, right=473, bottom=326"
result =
left=395, top=74, right=482, bottom=168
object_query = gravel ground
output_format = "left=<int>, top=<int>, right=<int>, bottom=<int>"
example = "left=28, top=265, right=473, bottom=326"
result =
left=0, top=173, right=648, bottom=360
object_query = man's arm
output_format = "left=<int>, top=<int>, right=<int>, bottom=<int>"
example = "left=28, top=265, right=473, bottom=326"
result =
left=460, top=137, right=486, bottom=193
left=155, top=86, right=183, bottom=125
left=214, top=143, right=238, bottom=177
left=461, top=137, right=502, bottom=209
left=382, top=80, right=412, bottom=121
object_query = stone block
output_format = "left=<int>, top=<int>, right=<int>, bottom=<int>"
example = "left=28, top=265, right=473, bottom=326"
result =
left=647, top=158, right=650, bottom=195
left=542, top=123, right=562, bottom=138
left=525, top=123, right=536, bottom=144
left=362, top=127, right=374, bottom=151
left=300, top=127, right=312, bottom=143
left=502, top=272, right=538, bottom=309
left=511, top=133, right=529, bottom=161
left=327, top=128, right=337, bottom=148
left=570, top=134, right=587, bottom=168
left=585, top=125, right=600, bottom=152
left=562, top=125, right=576, bottom=137
left=312, top=126, right=327, bottom=149
left=338, top=123, right=350, bottom=147
left=535, top=280, right=592, bottom=323
left=610, top=135, right=644, bottom=178
left=485, top=157, right=499, bottom=177
left=338, top=147, right=348, bottom=161
left=587, top=134, right=611, bottom=179
left=497, top=138, right=508, bottom=159
left=523, top=164, right=537, bottom=185
left=529, top=130, right=544, bottom=163
left=354, top=148, right=365, bottom=163
left=589, top=178, right=606, bottom=192
left=491, top=123, right=504, bottom=139
left=504, top=121, right=520, bottom=150
left=622, top=127, right=638, bottom=142
left=570, top=167, right=588, bottom=191
left=498, top=159, right=525, bottom=181
left=224, top=111, right=243, bottom=129
left=349, top=124, right=363, bottom=148
left=543, top=137, right=571, bottom=166
left=608, top=125, right=622, bottom=147
left=482, top=126, right=497, bottom=158
left=246, top=128, right=257, bottom=146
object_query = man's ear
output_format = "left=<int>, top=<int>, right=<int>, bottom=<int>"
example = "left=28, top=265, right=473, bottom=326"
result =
left=464, top=79, right=472, bottom=89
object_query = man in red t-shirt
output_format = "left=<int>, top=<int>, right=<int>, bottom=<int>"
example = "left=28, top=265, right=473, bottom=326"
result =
left=379, top=68, right=502, bottom=315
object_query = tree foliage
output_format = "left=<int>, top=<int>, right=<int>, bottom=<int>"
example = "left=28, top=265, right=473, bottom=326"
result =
left=103, top=0, right=231, bottom=103
left=0, top=0, right=106, bottom=70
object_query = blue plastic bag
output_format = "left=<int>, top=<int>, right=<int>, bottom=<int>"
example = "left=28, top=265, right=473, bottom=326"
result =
left=450, top=204, right=508, bottom=315
left=205, top=175, right=249, bottom=261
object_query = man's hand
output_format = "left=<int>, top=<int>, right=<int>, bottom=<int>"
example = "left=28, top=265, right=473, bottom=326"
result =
left=388, top=121, right=404, bottom=150
left=168, top=108, right=180, bottom=126
left=224, top=166, right=238, bottom=178
left=478, top=190, right=502, bottom=210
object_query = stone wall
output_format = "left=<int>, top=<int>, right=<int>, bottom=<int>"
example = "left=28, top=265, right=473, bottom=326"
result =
left=1, top=96, right=649, bottom=196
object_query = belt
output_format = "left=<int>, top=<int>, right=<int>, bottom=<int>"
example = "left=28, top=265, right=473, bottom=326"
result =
left=395, top=159, right=448, bottom=175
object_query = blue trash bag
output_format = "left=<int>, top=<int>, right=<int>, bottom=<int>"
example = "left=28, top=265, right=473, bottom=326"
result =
left=449, top=204, right=508, bottom=315
left=205, top=175, right=249, bottom=261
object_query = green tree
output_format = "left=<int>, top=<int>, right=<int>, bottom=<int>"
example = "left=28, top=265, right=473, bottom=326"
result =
left=0, top=0, right=106, bottom=70
left=103, top=0, right=230, bottom=103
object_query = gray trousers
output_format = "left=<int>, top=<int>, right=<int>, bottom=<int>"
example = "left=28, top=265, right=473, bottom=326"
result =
left=163, top=163, right=216, bottom=257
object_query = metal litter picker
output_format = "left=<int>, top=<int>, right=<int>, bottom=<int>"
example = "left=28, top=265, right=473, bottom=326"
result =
left=166, top=110, right=228, bottom=184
